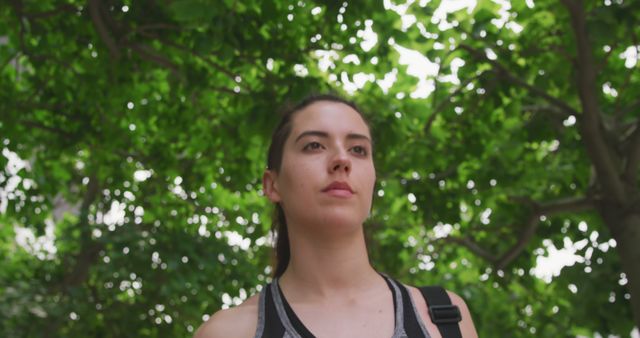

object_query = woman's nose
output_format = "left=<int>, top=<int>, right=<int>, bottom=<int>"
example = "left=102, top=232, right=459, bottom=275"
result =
left=329, top=150, right=351, bottom=174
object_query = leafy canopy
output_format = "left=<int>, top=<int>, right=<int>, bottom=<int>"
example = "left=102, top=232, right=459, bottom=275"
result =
left=1, top=0, right=638, bottom=337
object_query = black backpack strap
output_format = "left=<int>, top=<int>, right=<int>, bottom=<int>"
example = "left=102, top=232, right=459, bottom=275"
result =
left=419, top=286, right=462, bottom=338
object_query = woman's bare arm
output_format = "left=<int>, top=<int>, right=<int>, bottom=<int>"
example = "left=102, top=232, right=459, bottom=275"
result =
left=447, top=290, right=478, bottom=338
left=408, top=286, right=478, bottom=338
left=194, top=294, right=259, bottom=338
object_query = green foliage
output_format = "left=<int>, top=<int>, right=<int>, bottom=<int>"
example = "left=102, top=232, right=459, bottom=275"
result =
left=1, top=0, right=639, bottom=337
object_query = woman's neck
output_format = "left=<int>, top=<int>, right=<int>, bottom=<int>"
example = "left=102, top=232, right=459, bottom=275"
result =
left=278, top=225, right=381, bottom=300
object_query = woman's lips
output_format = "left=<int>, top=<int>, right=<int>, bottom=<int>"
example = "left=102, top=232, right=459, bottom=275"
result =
left=322, top=181, right=354, bottom=197
left=324, top=188, right=354, bottom=197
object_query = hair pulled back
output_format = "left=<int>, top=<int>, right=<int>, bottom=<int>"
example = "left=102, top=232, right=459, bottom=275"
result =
left=266, top=94, right=370, bottom=277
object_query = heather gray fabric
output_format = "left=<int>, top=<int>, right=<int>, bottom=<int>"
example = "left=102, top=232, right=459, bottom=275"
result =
left=385, top=275, right=408, bottom=338
left=406, top=284, right=431, bottom=337
left=252, top=288, right=267, bottom=338
left=270, top=280, right=303, bottom=338
left=253, top=276, right=431, bottom=338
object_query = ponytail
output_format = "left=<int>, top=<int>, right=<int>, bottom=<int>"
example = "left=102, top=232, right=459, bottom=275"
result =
left=273, top=204, right=290, bottom=277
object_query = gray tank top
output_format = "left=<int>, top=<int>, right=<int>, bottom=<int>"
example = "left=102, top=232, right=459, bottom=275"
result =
left=253, top=275, right=432, bottom=338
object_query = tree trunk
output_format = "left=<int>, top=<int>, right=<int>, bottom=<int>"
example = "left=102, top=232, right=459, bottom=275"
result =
left=603, top=209, right=640, bottom=328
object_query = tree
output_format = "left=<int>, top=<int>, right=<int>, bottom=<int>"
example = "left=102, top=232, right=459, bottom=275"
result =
left=0, top=0, right=638, bottom=337
left=345, top=0, right=639, bottom=335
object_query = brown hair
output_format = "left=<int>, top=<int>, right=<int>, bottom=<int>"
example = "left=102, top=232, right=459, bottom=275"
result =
left=266, top=94, right=371, bottom=277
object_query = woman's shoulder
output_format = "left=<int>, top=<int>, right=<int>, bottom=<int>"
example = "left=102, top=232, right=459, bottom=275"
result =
left=405, top=284, right=469, bottom=308
left=405, top=284, right=478, bottom=338
left=194, top=293, right=261, bottom=338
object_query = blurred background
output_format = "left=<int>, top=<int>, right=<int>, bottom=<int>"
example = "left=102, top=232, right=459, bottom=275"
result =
left=1, top=0, right=639, bottom=337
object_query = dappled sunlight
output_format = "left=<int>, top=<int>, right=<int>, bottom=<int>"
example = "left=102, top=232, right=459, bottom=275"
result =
left=357, top=20, right=378, bottom=52
left=533, top=237, right=586, bottom=283
left=620, top=45, right=639, bottom=68
left=1, top=147, right=32, bottom=214
left=533, top=224, right=620, bottom=284
left=2, top=0, right=639, bottom=336
left=14, top=219, right=57, bottom=260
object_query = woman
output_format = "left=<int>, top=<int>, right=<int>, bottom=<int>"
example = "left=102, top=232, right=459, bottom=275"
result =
left=196, top=95, right=477, bottom=338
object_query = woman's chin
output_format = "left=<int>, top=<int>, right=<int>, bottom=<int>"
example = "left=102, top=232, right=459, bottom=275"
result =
left=287, top=207, right=369, bottom=235
left=314, top=211, right=367, bottom=232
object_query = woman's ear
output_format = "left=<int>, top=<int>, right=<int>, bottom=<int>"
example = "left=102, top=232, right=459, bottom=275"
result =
left=262, top=170, right=281, bottom=203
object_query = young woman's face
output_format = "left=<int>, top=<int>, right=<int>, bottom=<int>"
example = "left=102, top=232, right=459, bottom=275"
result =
left=264, top=101, right=376, bottom=232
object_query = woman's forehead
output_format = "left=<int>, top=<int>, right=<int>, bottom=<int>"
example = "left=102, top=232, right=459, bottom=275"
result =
left=290, top=101, right=370, bottom=137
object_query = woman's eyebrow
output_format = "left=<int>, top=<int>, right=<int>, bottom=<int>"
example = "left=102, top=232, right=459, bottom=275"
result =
left=295, top=130, right=328, bottom=143
left=294, top=130, right=371, bottom=144
left=346, top=133, right=372, bottom=144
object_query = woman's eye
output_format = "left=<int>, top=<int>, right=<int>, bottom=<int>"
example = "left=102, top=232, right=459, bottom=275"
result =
left=303, top=142, right=323, bottom=151
left=351, top=146, right=368, bottom=156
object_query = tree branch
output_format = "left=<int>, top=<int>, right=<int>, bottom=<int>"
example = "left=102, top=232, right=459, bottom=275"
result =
left=22, top=3, right=76, bottom=19
left=521, top=43, right=574, bottom=64
left=1, top=51, right=20, bottom=73
left=616, top=98, right=640, bottom=122
left=495, top=214, right=540, bottom=270
left=458, top=43, right=578, bottom=117
left=128, top=43, right=181, bottom=77
left=523, top=104, right=571, bottom=120
left=88, top=0, right=120, bottom=60
left=133, top=30, right=248, bottom=91
left=209, top=86, right=241, bottom=95
left=8, top=0, right=28, bottom=57
left=427, top=53, right=444, bottom=131
left=496, top=196, right=594, bottom=269
left=59, top=176, right=102, bottom=289
left=21, top=120, right=74, bottom=139
left=625, top=125, right=640, bottom=185
left=562, top=0, right=627, bottom=204
left=445, top=195, right=594, bottom=270
left=612, top=67, right=635, bottom=120
left=599, top=40, right=620, bottom=73
left=444, top=236, right=498, bottom=262
left=128, top=23, right=182, bottom=36
left=610, top=26, right=637, bottom=122
left=523, top=103, right=574, bottom=134
left=536, top=195, right=596, bottom=215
